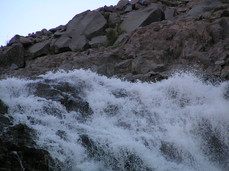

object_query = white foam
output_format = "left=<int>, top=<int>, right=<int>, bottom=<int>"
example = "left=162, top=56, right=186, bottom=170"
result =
left=0, top=69, right=228, bottom=171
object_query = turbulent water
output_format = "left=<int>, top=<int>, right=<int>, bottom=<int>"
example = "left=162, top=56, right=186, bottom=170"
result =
left=0, top=69, right=228, bottom=171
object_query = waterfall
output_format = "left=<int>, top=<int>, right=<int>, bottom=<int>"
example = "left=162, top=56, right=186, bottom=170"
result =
left=0, top=69, right=228, bottom=171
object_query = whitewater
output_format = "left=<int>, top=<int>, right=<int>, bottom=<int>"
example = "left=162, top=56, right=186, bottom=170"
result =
left=0, top=69, right=228, bottom=171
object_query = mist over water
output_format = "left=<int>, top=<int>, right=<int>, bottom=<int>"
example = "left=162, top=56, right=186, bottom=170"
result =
left=0, top=69, right=228, bottom=171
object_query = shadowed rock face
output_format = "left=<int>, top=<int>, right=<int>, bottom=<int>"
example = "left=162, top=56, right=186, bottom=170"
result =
left=0, top=107, right=57, bottom=171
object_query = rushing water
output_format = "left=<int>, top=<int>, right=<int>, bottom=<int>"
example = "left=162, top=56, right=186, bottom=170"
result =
left=0, top=69, right=228, bottom=171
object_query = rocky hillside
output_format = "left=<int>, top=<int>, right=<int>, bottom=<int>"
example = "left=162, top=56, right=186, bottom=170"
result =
left=0, top=0, right=229, bottom=170
left=0, top=0, right=229, bottom=81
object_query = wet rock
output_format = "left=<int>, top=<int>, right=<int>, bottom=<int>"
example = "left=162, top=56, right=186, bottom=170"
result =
left=0, top=99, right=8, bottom=114
left=0, top=124, right=57, bottom=171
left=160, top=141, right=194, bottom=164
left=120, top=4, right=164, bottom=33
left=33, top=81, right=93, bottom=116
left=198, top=119, right=229, bottom=170
left=28, top=40, right=50, bottom=59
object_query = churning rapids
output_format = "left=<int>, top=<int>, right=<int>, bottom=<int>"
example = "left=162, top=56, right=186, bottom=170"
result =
left=0, top=69, right=228, bottom=171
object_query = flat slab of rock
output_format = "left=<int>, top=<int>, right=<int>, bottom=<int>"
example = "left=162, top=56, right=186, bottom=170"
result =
left=187, top=0, right=223, bottom=18
left=28, top=40, right=50, bottom=59
left=69, top=35, right=88, bottom=52
left=120, top=4, right=164, bottom=33
left=67, top=10, right=107, bottom=39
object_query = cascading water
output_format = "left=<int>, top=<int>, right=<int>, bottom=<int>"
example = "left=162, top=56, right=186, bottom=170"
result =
left=0, top=69, right=228, bottom=171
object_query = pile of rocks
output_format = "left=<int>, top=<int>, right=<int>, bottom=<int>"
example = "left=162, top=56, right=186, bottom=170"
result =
left=1, top=0, right=228, bottom=81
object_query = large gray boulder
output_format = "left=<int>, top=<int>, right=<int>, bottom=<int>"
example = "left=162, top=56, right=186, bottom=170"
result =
left=69, top=35, right=88, bottom=52
left=28, top=40, right=50, bottom=59
left=120, top=4, right=164, bottom=33
left=66, top=10, right=107, bottom=39
left=62, top=10, right=107, bottom=52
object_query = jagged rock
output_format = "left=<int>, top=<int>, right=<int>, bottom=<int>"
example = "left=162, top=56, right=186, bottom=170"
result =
left=41, top=28, right=52, bottom=36
left=0, top=124, right=56, bottom=171
left=8, top=35, right=33, bottom=47
left=28, top=40, right=50, bottom=59
left=60, top=10, right=107, bottom=52
left=0, top=99, right=8, bottom=114
left=89, top=36, right=107, bottom=48
left=52, top=36, right=71, bottom=53
left=49, top=25, right=66, bottom=33
left=116, top=0, right=129, bottom=10
left=104, top=5, right=115, bottom=12
left=32, top=81, right=93, bottom=116
left=0, top=43, right=25, bottom=68
left=120, top=4, right=164, bottom=33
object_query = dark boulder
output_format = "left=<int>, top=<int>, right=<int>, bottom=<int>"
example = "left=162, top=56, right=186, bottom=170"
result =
left=0, top=43, right=25, bottom=68
left=32, top=81, right=93, bottom=116
left=0, top=99, right=8, bottom=114
left=0, top=124, right=56, bottom=171
left=8, top=34, right=33, bottom=47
